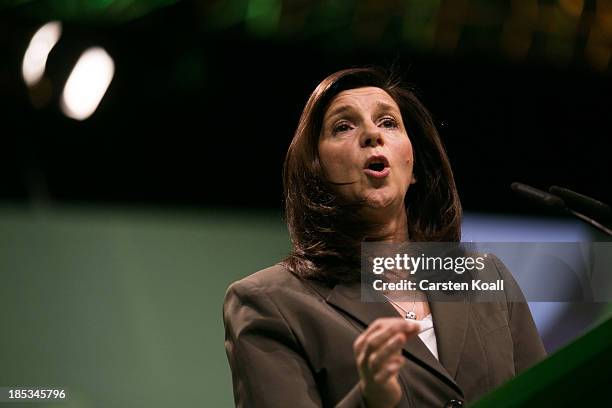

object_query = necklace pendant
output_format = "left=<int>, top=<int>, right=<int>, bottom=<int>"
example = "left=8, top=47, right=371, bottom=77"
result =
left=406, top=311, right=417, bottom=320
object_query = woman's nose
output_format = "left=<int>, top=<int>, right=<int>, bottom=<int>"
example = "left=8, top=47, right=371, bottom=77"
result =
left=360, top=122, right=384, bottom=148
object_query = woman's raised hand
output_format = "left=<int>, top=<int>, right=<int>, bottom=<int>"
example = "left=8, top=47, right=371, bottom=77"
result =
left=353, top=318, right=419, bottom=408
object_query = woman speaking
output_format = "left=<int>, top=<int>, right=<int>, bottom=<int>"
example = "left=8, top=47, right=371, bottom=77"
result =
left=223, top=67, right=546, bottom=407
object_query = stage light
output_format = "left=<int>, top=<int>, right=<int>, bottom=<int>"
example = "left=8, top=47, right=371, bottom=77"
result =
left=60, top=47, right=115, bottom=121
left=22, top=21, right=62, bottom=87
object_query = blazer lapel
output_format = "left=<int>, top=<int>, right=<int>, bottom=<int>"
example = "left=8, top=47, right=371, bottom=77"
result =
left=428, top=300, right=470, bottom=380
left=321, top=281, right=464, bottom=396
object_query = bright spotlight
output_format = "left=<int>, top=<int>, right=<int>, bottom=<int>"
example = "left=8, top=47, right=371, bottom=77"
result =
left=60, top=47, right=115, bottom=121
left=22, top=21, right=63, bottom=86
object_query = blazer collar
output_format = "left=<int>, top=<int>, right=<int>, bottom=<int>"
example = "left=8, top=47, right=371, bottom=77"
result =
left=315, top=280, right=467, bottom=396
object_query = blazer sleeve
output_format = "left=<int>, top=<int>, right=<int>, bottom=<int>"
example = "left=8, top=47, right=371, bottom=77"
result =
left=490, top=254, right=548, bottom=374
left=223, top=279, right=368, bottom=408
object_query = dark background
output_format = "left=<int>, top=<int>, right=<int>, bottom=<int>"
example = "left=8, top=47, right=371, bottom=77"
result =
left=1, top=0, right=610, bottom=214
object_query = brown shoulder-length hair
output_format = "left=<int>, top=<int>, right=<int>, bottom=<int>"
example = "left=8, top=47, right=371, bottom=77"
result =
left=282, top=67, right=461, bottom=284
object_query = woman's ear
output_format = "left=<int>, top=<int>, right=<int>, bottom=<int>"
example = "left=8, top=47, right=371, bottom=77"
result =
left=410, top=175, right=417, bottom=185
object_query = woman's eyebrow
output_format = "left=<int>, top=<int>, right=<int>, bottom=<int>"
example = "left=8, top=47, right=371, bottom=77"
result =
left=375, top=101, right=399, bottom=113
left=324, top=101, right=399, bottom=123
left=325, top=105, right=354, bottom=121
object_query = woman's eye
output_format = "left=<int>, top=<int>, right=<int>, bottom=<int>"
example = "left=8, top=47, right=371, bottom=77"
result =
left=333, top=122, right=351, bottom=134
left=380, top=117, right=398, bottom=128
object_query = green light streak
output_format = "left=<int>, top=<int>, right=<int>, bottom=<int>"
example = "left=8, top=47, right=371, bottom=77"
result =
left=245, top=0, right=282, bottom=36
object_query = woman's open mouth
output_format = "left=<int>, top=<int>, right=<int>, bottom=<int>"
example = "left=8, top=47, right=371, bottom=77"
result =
left=363, top=155, right=390, bottom=178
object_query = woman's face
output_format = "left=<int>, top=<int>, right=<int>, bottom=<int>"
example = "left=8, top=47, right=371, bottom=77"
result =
left=318, top=86, right=416, bottom=212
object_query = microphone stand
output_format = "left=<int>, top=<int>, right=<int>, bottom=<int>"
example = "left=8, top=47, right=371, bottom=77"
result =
left=566, top=208, right=612, bottom=236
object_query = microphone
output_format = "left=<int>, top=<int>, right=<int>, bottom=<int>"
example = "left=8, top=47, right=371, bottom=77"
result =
left=510, top=182, right=567, bottom=213
left=549, top=186, right=612, bottom=226
left=511, top=182, right=612, bottom=236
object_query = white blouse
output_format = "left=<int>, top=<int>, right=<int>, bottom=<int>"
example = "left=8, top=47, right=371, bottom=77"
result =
left=415, top=313, right=439, bottom=360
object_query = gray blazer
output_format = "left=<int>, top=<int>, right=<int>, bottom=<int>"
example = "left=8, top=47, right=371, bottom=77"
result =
left=223, top=256, right=546, bottom=407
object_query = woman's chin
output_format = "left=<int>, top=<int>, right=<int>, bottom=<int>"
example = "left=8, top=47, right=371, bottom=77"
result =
left=363, top=191, right=400, bottom=209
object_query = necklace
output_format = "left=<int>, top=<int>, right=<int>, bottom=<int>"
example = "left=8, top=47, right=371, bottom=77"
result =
left=383, top=294, right=417, bottom=320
